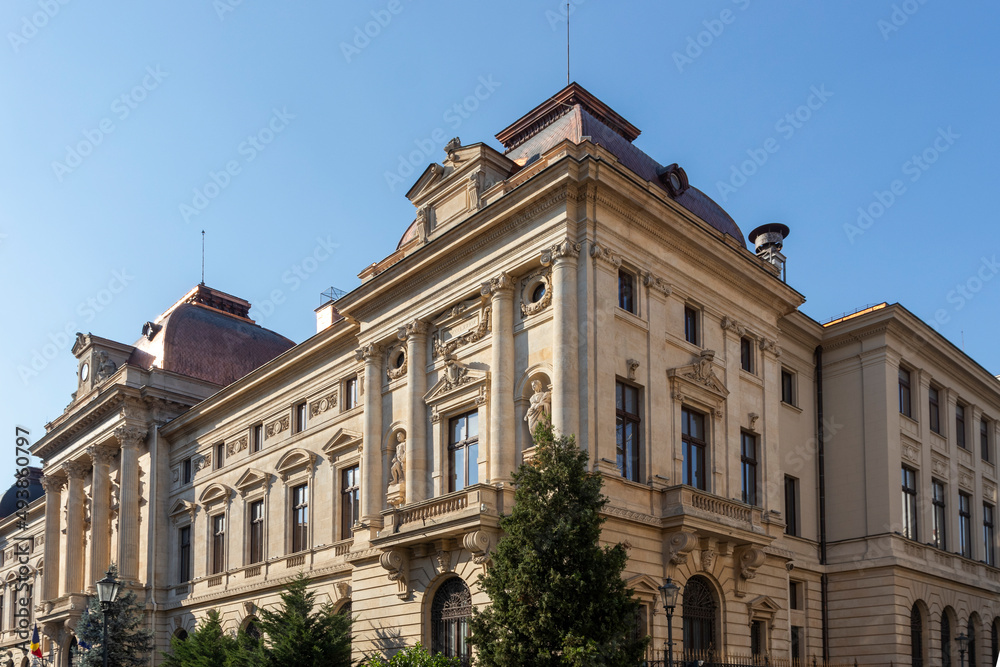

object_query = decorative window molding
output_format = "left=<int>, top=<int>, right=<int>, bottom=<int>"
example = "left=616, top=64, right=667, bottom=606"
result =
left=424, top=355, right=489, bottom=424
left=519, top=268, right=552, bottom=318
left=746, top=594, right=781, bottom=631
left=386, top=344, right=407, bottom=381
left=323, top=428, right=363, bottom=455
left=198, top=483, right=233, bottom=511
left=275, top=448, right=318, bottom=484
left=168, top=499, right=197, bottom=526
left=431, top=297, right=491, bottom=359
left=668, top=350, right=729, bottom=419
left=234, top=468, right=273, bottom=499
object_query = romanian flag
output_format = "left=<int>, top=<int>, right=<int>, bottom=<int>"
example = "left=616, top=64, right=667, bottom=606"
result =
left=30, top=624, right=42, bottom=658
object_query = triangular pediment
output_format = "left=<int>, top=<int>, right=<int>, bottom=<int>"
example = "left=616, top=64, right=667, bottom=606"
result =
left=405, top=162, right=449, bottom=201
left=424, top=363, right=489, bottom=406
left=169, top=499, right=196, bottom=518
left=322, top=428, right=363, bottom=454
left=668, top=350, right=729, bottom=399
left=235, top=468, right=271, bottom=492
left=625, top=574, right=664, bottom=597
left=747, top=594, right=781, bottom=616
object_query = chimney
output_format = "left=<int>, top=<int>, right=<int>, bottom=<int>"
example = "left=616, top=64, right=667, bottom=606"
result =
left=748, top=223, right=790, bottom=282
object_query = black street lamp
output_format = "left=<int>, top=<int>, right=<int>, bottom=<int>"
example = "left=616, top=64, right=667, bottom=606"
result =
left=95, top=569, right=122, bottom=667
left=659, top=578, right=681, bottom=667
left=956, top=631, right=970, bottom=667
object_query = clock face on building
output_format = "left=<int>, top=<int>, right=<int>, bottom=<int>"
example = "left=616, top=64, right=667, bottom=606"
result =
left=668, top=172, right=682, bottom=193
left=80, top=362, right=89, bottom=383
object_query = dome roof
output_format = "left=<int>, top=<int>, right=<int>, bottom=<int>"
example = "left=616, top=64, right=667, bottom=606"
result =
left=0, top=467, right=43, bottom=519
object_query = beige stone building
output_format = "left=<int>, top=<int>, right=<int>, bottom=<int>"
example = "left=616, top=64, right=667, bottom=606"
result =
left=25, top=83, right=1000, bottom=666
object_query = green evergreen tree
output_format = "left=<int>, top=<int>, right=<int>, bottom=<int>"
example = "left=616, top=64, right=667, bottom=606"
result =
left=161, top=610, right=239, bottom=667
left=239, top=574, right=351, bottom=667
left=73, top=565, right=154, bottom=667
left=358, top=643, right=460, bottom=666
left=469, top=422, right=648, bottom=666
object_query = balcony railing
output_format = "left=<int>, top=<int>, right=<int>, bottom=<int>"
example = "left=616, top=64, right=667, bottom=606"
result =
left=661, top=485, right=765, bottom=533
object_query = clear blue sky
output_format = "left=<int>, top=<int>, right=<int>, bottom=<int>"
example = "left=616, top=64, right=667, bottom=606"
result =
left=2, top=1, right=998, bottom=485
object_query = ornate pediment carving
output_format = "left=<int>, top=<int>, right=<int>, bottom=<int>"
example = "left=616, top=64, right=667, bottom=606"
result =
left=234, top=468, right=272, bottom=497
left=668, top=351, right=729, bottom=419
left=424, top=354, right=489, bottom=423
left=431, top=297, right=491, bottom=359
left=275, top=448, right=318, bottom=483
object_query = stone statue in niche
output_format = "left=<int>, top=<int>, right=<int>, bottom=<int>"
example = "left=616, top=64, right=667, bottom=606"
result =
left=386, top=432, right=406, bottom=508
left=94, top=351, right=117, bottom=382
left=524, top=379, right=552, bottom=442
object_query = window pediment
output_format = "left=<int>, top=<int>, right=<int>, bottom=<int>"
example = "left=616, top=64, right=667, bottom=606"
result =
left=197, top=484, right=232, bottom=509
left=323, top=428, right=363, bottom=455
left=668, top=350, right=728, bottom=417
left=275, top=448, right=317, bottom=482
left=746, top=594, right=781, bottom=629
left=235, top=468, right=272, bottom=497
left=169, top=499, right=197, bottom=524
left=424, top=355, right=488, bottom=423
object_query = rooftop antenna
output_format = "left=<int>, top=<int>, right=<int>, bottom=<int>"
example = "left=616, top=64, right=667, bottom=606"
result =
left=566, top=3, right=571, bottom=85
left=200, top=230, right=205, bottom=285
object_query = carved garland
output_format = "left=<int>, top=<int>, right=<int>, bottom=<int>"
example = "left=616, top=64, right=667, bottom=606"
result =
left=266, top=416, right=290, bottom=439
left=519, top=267, right=552, bottom=317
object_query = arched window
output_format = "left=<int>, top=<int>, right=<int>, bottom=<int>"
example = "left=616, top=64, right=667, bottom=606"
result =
left=942, top=611, right=953, bottom=667
left=431, top=578, right=471, bottom=662
left=243, top=617, right=261, bottom=646
left=910, top=604, right=923, bottom=667
left=338, top=600, right=352, bottom=618
left=68, top=637, right=79, bottom=667
left=991, top=617, right=999, bottom=665
left=967, top=617, right=977, bottom=667
left=682, top=576, right=717, bottom=656
left=174, top=628, right=189, bottom=642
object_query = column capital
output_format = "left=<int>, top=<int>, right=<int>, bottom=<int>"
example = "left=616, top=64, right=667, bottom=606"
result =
left=643, top=271, right=673, bottom=298
left=355, top=342, right=384, bottom=362
left=40, top=475, right=65, bottom=493
left=540, top=239, right=581, bottom=266
left=86, top=444, right=117, bottom=466
left=589, top=243, right=623, bottom=268
left=398, top=320, right=430, bottom=340
left=480, top=271, right=515, bottom=297
left=114, top=424, right=147, bottom=448
left=62, top=460, right=90, bottom=480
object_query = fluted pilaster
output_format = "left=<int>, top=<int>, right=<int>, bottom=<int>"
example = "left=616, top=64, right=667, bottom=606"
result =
left=114, top=424, right=146, bottom=583
left=482, top=272, right=515, bottom=484
left=542, top=239, right=581, bottom=438
left=61, top=460, right=89, bottom=595
left=402, top=321, right=430, bottom=503
left=356, top=344, right=384, bottom=526
left=40, top=475, right=64, bottom=600
left=86, top=445, right=115, bottom=588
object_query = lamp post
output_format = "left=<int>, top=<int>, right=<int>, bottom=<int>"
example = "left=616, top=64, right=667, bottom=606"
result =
left=956, top=631, right=970, bottom=667
left=95, top=569, right=122, bottom=667
left=659, top=578, right=681, bottom=667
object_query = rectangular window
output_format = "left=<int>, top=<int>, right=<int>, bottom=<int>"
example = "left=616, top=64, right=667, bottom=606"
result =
left=294, top=401, right=307, bottom=434
left=182, top=457, right=192, bottom=485
left=248, top=500, right=264, bottom=565
left=211, top=515, right=225, bottom=575
left=179, top=525, right=191, bottom=582
left=902, top=466, right=918, bottom=540
left=618, top=269, right=635, bottom=314
left=0, top=594, right=4, bottom=629
left=789, top=580, right=802, bottom=610
left=929, top=387, right=941, bottom=434
left=781, top=370, right=796, bottom=406
left=959, top=492, right=972, bottom=558
left=740, top=432, right=758, bottom=506
left=342, top=465, right=360, bottom=539
left=615, top=382, right=641, bottom=482
left=291, top=484, right=309, bottom=553
left=751, top=620, right=765, bottom=657
left=252, top=423, right=264, bottom=453
left=684, top=306, right=699, bottom=345
left=344, top=377, right=358, bottom=410
left=785, top=475, right=800, bottom=537
left=214, top=442, right=225, bottom=470
left=982, top=419, right=991, bottom=462
left=957, top=404, right=967, bottom=449
left=791, top=626, right=804, bottom=665
left=899, top=368, right=912, bottom=418
left=984, top=503, right=996, bottom=566
left=932, top=480, right=947, bottom=550
left=740, top=337, right=754, bottom=373
left=448, top=411, right=479, bottom=492
left=681, top=407, right=707, bottom=490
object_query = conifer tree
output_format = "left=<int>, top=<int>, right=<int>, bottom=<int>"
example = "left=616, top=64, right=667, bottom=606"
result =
left=239, top=574, right=351, bottom=667
left=161, top=610, right=238, bottom=667
left=73, top=565, right=154, bottom=667
left=469, top=422, right=647, bottom=666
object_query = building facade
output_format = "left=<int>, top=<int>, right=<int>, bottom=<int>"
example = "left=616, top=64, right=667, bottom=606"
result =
left=23, top=83, right=1000, bottom=666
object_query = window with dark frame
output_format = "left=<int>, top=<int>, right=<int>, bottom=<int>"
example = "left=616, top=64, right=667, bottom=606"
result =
left=294, top=401, right=307, bottom=434
left=789, top=580, right=801, bottom=610
left=179, top=525, right=191, bottom=583
left=681, top=407, right=707, bottom=490
left=430, top=577, right=472, bottom=661
left=959, top=492, right=972, bottom=559
left=252, top=423, right=264, bottom=453
left=214, top=442, right=224, bottom=470
left=982, top=418, right=991, bottom=462
left=211, top=514, right=225, bottom=575
left=929, top=387, right=941, bottom=434
left=741, top=432, right=758, bottom=506
left=618, top=269, right=636, bottom=314
left=985, top=502, right=996, bottom=567
left=182, top=457, right=192, bottom=485
left=615, top=381, right=641, bottom=482
left=911, top=604, right=924, bottom=667
left=932, top=480, right=947, bottom=550
left=942, top=614, right=952, bottom=667
left=957, top=404, right=967, bottom=449
left=341, top=465, right=360, bottom=539
left=448, top=410, right=479, bottom=492
left=781, top=370, right=795, bottom=406
left=902, top=466, right=918, bottom=540
left=740, top=337, right=754, bottom=373
left=899, top=368, right=912, bottom=418
left=785, top=475, right=800, bottom=537
left=684, top=306, right=699, bottom=346
left=791, top=625, right=804, bottom=665
left=291, top=483, right=309, bottom=553
left=344, top=377, right=358, bottom=410
left=248, top=499, right=264, bottom=565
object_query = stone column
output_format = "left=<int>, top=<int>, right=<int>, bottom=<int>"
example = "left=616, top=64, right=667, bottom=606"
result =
left=114, top=424, right=146, bottom=583
left=357, top=344, right=384, bottom=527
left=403, top=321, right=430, bottom=503
left=86, top=445, right=115, bottom=587
left=40, top=475, right=64, bottom=600
left=482, top=272, right=515, bottom=484
left=61, top=460, right=89, bottom=595
left=542, top=239, right=581, bottom=438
